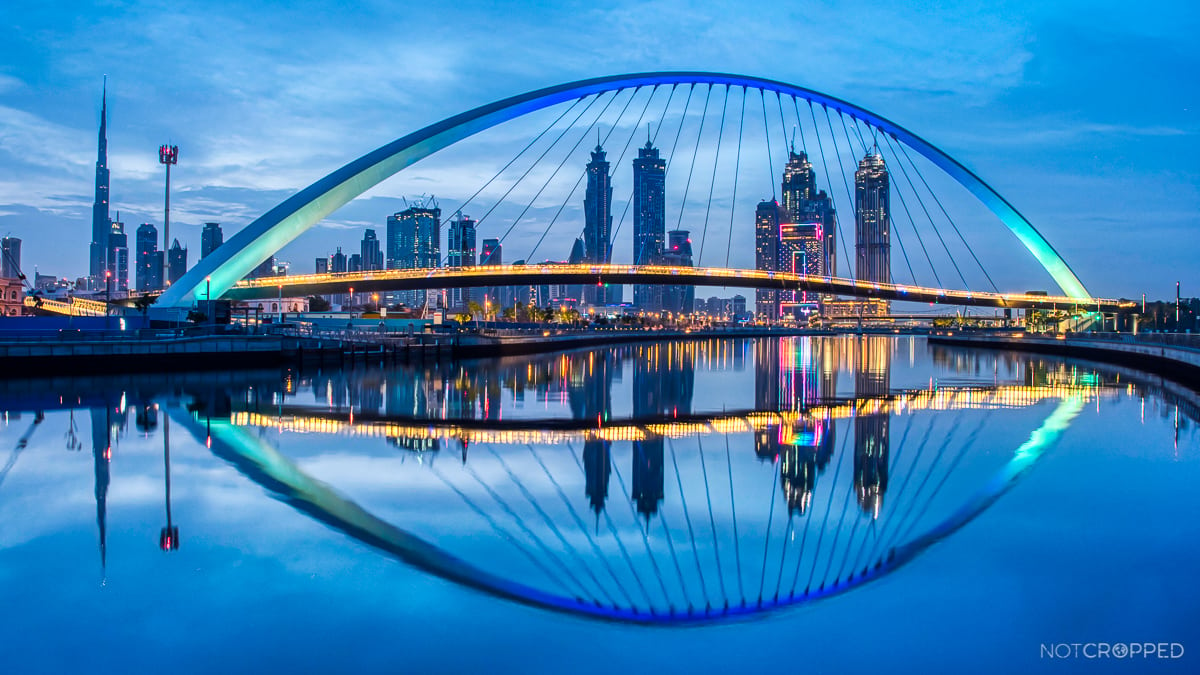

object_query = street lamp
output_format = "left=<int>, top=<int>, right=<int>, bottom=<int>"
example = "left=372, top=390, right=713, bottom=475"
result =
left=104, top=270, right=113, bottom=330
left=159, top=144, right=179, bottom=285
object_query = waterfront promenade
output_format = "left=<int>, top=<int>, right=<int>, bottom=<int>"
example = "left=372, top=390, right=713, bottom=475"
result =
left=929, top=331, right=1200, bottom=388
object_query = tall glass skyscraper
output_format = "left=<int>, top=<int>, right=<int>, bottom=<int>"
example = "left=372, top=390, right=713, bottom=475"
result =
left=480, top=238, right=505, bottom=311
left=854, top=149, right=890, bottom=285
left=781, top=149, right=816, bottom=219
left=106, top=220, right=128, bottom=292
left=782, top=148, right=837, bottom=279
left=200, top=223, right=223, bottom=259
left=754, top=200, right=781, bottom=320
left=448, top=214, right=477, bottom=311
left=360, top=229, right=383, bottom=271
left=89, top=84, right=111, bottom=287
left=387, top=204, right=441, bottom=308
left=1, top=236, right=21, bottom=279
left=167, top=239, right=187, bottom=285
left=661, top=229, right=694, bottom=313
left=135, top=223, right=162, bottom=291
left=584, top=144, right=616, bottom=306
left=632, top=139, right=666, bottom=310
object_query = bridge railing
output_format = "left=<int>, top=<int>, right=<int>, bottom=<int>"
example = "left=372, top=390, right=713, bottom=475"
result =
left=1068, top=331, right=1200, bottom=351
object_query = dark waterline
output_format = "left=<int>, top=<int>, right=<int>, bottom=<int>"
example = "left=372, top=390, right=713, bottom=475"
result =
left=0, top=336, right=1196, bottom=673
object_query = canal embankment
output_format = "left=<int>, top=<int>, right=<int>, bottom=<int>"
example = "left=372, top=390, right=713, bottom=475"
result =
left=0, top=325, right=926, bottom=377
left=928, top=332, right=1200, bottom=389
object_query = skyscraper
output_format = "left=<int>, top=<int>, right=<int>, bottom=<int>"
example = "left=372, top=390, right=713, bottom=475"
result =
left=855, top=149, right=890, bottom=286
left=331, top=247, right=347, bottom=273
left=107, top=220, right=128, bottom=292
left=480, top=238, right=504, bottom=311
left=388, top=204, right=441, bottom=308
left=135, top=224, right=162, bottom=292
left=448, top=214, right=477, bottom=311
left=200, top=222, right=223, bottom=259
left=755, top=200, right=781, bottom=320
left=661, top=229, right=694, bottom=313
left=167, top=239, right=187, bottom=285
left=247, top=256, right=275, bottom=280
left=632, top=139, right=666, bottom=310
left=1, top=236, right=21, bottom=279
left=584, top=144, right=616, bottom=306
left=778, top=222, right=823, bottom=316
left=360, top=228, right=383, bottom=271
left=315, top=257, right=329, bottom=274
left=89, top=82, right=110, bottom=286
left=781, top=148, right=837, bottom=279
left=781, top=149, right=816, bottom=220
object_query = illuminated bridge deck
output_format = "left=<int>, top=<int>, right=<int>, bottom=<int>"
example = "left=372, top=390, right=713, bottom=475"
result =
left=224, top=264, right=1133, bottom=312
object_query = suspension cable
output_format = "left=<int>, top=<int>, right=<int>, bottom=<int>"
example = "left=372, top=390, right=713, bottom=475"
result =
left=495, top=89, right=623, bottom=248
left=723, top=88, right=747, bottom=270
left=527, top=444, right=634, bottom=608
left=614, top=84, right=680, bottom=250
left=697, top=85, right=730, bottom=264
left=475, top=93, right=601, bottom=231
left=809, top=101, right=853, bottom=279
left=760, top=89, right=775, bottom=198
left=880, top=130, right=967, bottom=289
left=891, top=131, right=999, bottom=291
left=528, top=86, right=656, bottom=262
left=673, top=84, right=714, bottom=233
left=839, top=113, right=918, bottom=285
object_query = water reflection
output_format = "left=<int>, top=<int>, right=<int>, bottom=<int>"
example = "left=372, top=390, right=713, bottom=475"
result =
left=0, top=337, right=1190, bottom=624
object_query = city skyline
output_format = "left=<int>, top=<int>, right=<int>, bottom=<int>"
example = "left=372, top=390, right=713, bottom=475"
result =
left=0, top=1, right=1194, bottom=299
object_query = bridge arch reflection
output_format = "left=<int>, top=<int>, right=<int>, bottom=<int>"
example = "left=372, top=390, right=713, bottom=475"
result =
left=177, top=337, right=1106, bottom=623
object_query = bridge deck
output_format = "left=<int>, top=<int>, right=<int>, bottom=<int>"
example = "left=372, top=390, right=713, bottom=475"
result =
left=223, top=264, right=1131, bottom=312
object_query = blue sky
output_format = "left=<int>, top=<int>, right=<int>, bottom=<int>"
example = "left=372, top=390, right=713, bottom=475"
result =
left=0, top=0, right=1196, bottom=299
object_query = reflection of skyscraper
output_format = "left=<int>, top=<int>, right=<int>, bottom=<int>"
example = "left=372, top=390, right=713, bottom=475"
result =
left=632, top=439, right=664, bottom=520
left=632, top=138, right=666, bottom=310
left=91, top=406, right=112, bottom=573
left=584, top=441, right=611, bottom=516
left=853, top=336, right=891, bottom=517
left=780, top=445, right=817, bottom=516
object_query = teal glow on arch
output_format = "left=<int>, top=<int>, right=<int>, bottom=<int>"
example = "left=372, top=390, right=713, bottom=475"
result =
left=157, top=72, right=1090, bottom=307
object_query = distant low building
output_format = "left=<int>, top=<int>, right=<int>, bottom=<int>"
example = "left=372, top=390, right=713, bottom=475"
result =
left=0, top=278, right=24, bottom=316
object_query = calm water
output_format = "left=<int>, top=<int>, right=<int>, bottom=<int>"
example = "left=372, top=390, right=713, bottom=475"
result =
left=0, top=336, right=1196, bottom=673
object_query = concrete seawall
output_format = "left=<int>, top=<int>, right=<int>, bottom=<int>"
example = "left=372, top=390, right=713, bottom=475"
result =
left=928, top=333, right=1200, bottom=389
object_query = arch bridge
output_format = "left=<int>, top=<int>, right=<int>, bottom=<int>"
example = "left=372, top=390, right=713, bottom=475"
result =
left=151, top=72, right=1116, bottom=313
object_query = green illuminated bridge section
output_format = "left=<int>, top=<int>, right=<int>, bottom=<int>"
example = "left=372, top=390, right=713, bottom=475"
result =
left=224, top=264, right=1133, bottom=312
